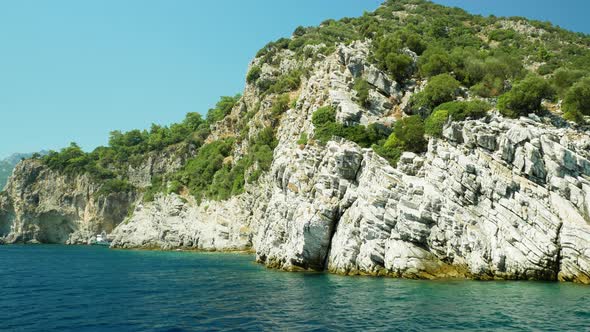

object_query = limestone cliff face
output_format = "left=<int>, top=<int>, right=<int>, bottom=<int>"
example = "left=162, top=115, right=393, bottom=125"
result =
left=0, top=143, right=193, bottom=244
left=3, top=35, right=590, bottom=284
left=106, top=41, right=590, bottom=284
left=110, top=194, right=252, bottom=251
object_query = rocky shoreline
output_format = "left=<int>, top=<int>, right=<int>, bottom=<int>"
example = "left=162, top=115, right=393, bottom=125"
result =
left=2, top=19, right=590, bottom=283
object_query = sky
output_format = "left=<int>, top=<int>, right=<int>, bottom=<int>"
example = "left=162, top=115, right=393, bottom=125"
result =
left=0, top=0, right=588, bottom=158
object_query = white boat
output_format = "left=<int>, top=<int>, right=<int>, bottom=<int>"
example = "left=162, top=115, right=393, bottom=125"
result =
left=94, top=231, right=111, bottom=246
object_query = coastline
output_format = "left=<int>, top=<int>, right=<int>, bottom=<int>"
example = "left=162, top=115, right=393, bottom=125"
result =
left=5, top=243, right=588, bottom=284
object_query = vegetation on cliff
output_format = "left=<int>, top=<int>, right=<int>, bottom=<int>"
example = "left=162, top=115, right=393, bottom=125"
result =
left=296, top=0, right=589, bottom=163
left=29, top=0, right=590, bottom=201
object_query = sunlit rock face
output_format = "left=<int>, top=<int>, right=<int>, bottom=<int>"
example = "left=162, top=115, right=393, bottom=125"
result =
left=108, top=41, right=590, bottom=284
left=0, top=143, right=192, bottom=245
left=3, top=33, right=590, bottom=285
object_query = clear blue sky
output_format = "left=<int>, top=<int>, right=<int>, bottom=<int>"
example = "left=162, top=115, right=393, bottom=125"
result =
left=0, top=0, right=588, bottom=158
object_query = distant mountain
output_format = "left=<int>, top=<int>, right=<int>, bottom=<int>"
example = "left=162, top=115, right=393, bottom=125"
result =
left=0, top=151, right=47, bottom=190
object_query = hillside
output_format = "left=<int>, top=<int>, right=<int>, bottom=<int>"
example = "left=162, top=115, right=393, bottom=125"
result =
left=1, top=0, right=590, bottom=283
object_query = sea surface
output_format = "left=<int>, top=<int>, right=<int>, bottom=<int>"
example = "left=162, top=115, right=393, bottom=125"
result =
left=1, top=245, right=589, bottom=331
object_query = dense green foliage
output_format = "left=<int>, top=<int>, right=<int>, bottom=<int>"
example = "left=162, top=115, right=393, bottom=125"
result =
left=251, top=0, right=589, bottom=122
left=35, top=0, right=590, bottom=202
left=563, top=78, right=590, bottom=123
left=246, top=66, right=262, bottom=84
left=95, top=179, right=135, bottom=198
left=498, top=76, right=555, bottom=117
left=297, top=133, right=309, bottom=146
left=425, top=100, right=491, bottom=137
left=374, top=115, right=427, bottom=165
left=389, top=115, right=427, bottom=153
left=270, top=94, right=291, bottom=120
left=43, top=87, right=280, bottom=201
left=418, top=47, right=453, bottom=77
left=175, top=139, right=234, bottom=202
left=257, top=69, right=303, bottom=95
left=311, top=106, right=390, bottom=147
left=373, top=34, right=415, bottom=81
left=552, top=68, right=587, bottom=95
left=411, top=74, right=460, bottom=112
left=42, top=93, right=244, bottom=187
left=465, top=54, right=524, bottom=97
left=40, top=94, right=243, bottom=197
left=170, top=126, right=278, bottom=203
left=433, top=100, right=492, bottom=121
left=43, top=110, right=210, bottom=182
left=312, top=106, right=337, bottom=127
left=353, top=78, right=371, bottom=108
left=424, top=110, right=449, bottom=138
left=205, top=94, right=241, bottom=124
left=250, top=0, right=589, bottom=126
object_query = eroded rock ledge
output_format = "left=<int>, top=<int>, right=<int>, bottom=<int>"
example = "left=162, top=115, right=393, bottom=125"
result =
left=2, top=39, right=590, bottom=284
left=109, top=114, right=590, bottom=284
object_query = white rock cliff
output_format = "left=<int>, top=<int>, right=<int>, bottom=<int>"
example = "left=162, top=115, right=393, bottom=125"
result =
left=2, top=41, right=590, bottom=284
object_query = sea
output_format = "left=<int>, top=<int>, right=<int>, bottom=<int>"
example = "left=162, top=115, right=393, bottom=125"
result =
left=1, top=245, right=589, bottom=331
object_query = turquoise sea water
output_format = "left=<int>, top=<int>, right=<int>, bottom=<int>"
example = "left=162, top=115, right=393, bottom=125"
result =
left=1, top=245, right=589, bottom=331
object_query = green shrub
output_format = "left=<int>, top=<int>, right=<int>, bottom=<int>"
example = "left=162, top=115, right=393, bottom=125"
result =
left=311, top=106, right=389, bottom=147
left=498, top=75, right=555, bottom=117
left=433, top=100, right=491, bottom=121
left=470, top=75, right=505, bottom=98
left=311, top=106, right=343, bottom=144
left=176, top=139, right=235, bottom=202
left=270, top=94, right=291, bottom=119
left=459, top=54, right=524, bottom=97
left=143, top=176, right=164, bottom=202
left=373, top=116, right=427, bottom=166
left=563, top=77, right=590, bottom=122
left=96, top=179, right=135, bottom=197
left=397, top=30, right=427, bottom=55
left=419, top=48, right=453, bottom=77
left=206, top=94, right=241, bottom=124
left=43, top=143, right=89, bottom=173
left=424, top=110, right=449, bottom=137
left=167, top=180, right=183, bottom=194
left=373, top=34, right=414, bottom=81
left=353, top=78, right=371, bottom=108
left=563, top=109, right=585, bottom=124
left=256, top=78, right=274, bottom=92
left=293, top=26, right=306, bottom=37
left=411, top=73, right=460, bottom=111
left=290, top=96, right=299, bottom=109
left=266, top=70, right=302, bottom=94
left=373, top=144, right=403, bottom=166
left=390, top=115, right=427, bottom=153
left=207, top=163, right=245, bottom=201
left=312, top=106, right=336, bottom=127
left=552, top=68, right=587, bottom=95
left=488, top=29, right=517, bottom=42
left=245, top=127, right=277, bottom=183
left=537, top=63, right=558, bottom=75
left=383, top=53, right=414, bottom=81
left=297, top=133, right=309, bottom=145
left=246, top=66, right=262, bottom=84
left=203, top=127, right=278, bottom=198
left=424, top=100, right=491, bottom=138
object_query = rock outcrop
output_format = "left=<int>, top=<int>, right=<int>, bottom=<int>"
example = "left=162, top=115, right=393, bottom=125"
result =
left=2, top=6, right=590, bottom=285
left=110, top=194, right=251, bottom=251
left=110, top=42, right=590, bottom=284
left=0, top=143, right=193, bottom=244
